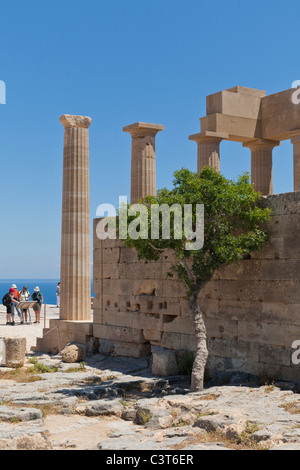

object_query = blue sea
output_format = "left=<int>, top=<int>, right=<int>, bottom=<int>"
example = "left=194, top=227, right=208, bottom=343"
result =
left=0, top=280, right=95, bottom=306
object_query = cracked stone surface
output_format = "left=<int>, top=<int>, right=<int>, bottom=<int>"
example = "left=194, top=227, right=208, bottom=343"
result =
left=1, top=351, right=300, bottom=450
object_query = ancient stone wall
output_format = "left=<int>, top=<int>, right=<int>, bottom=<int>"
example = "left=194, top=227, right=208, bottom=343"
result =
left=93, top=191, right=300, bottom=382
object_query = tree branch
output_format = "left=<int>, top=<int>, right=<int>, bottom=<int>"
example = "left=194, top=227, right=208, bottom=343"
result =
left=182, top=259, right=195, bottom=283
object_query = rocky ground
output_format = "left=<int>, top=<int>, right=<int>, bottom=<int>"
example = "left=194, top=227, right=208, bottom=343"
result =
left=1, top=305, right=300, bottom=451
left=1, top=351, right=300, bottom=450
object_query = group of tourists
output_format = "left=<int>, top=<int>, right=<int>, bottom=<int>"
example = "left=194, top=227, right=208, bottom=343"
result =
left=2, top=284, right=43, bottom=325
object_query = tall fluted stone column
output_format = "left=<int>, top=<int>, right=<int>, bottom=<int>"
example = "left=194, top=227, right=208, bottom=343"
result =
left=189, top=133, right=224, bottom=173
left=290, top=131, right=300, bottom=192
left=123, top=122, right=164, bottom=204
left=243, top=139, right=280, bottom=196
left=59, top=114, right=92, bottom=321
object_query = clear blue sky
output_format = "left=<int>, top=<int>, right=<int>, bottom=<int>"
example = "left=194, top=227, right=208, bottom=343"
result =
left=0, top=0, right=299, bottom=279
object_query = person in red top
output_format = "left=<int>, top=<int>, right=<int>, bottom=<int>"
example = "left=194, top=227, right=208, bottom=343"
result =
left=11, top=284, right=23, bottom=324
left=2, top=288, right=15, bottom=325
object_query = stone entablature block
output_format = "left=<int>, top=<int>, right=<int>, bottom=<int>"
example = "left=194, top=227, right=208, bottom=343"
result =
left=189, top=85, right=300, bottom=194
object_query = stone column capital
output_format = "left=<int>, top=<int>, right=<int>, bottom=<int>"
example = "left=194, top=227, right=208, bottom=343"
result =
left=243, top=139, right=280, bottom=151
left=189, top=131, right=228, bottom=144
left=189, top=132, right=224, bottom=174
left=123, top=122, right=164, bottom=137
left=59, top=114, right=92, bottom=129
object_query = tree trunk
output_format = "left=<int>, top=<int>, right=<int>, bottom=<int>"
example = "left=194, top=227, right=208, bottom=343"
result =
left=189, top=295, right=208, bottom=392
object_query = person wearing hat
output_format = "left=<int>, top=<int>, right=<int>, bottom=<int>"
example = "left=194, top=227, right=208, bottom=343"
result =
left=20, top=286, right=31, bottom=324
left=11, top=284, right=22, bottom=324
left=32, top=287, right=43, bottom=324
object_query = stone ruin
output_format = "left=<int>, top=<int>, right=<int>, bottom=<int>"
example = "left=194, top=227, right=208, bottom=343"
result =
left=36, top=86, right=300, bottom=382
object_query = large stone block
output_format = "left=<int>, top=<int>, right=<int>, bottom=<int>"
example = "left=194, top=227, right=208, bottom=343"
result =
left=93, top=324, right=147, bottom=344
left=161, top=332, right=197, bottom=351
left=200, top=113, right=262, bottom=142
left=261, top=323, right=285, bottom=347
left=160, top=332, right=181, bottom=350
left=261, top=302, right=289, bottom=324
left=132, top=280, right=159, bottom=296
left=197, top=299, right=220, bottom=317
left=256, top=362, right=283, bottom=380
left=262, top=302, right=300, bottom=327
left=143, top=329, right=163, bottom=343
left=216, top=260, right=262, bottom=281
left=238, top=321, right=262, bottom=343
left=218, top=299, right=262, bottom=322
left=162, top=314, right=195, bottom=335
left=229, top=340, right=259, bottom=362
left=262, top=89, right=300, bottom=141
left=114, top=341, right=151, bottom=358
left=102, top=310, right=138, bottom=329
left=119, top=248, right=141, bottom=264
left=93, top=247, right=121, bottom=265
left=285, top=304, right=300, bottom=326
left=102, top=279, right=131, bottom=296
left=207, top=280, right=239, bottom=301
left=2, top=337, right=26, bottom=368
left=119, top=262, right=147, bottom=280
left=285, top=324, right=300, bottom=349
left=266, top=215, right=300, bottom=238
left=162, top=280, right=186, bottom=298
left=250, top=236, right=284, bottom=260
left=101, top=294, right=131, bottom=311
left=137, top=312, right=162, bottom=331
left=266, top=192, right=300, bottom=215
left=157, top=299, right=181, bottom=317
left=282, top=237, right=300, bottom=259
left=99, top=263, right=120, bottom=280
left=207, top=338, right=231, bottom=358
left=281, top=366, right=300, bottom=383
left=206, top=87, right=265, bottom=120
left=205, top=317, right=238, bottom=341
left=93, top=309, right=102, bottom=325
left=260, top=259, right=300, bottom=281
left=237, top=280, right=298, bottom=304
left=151, top=346, right=179, bottom=376
left=258, top=345, right=291, bottom=367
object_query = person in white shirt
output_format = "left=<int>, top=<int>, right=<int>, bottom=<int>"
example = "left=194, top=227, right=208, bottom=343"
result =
left=20, top=286, right=31, bottom=324
left=56, top=282, right=60, bottom=308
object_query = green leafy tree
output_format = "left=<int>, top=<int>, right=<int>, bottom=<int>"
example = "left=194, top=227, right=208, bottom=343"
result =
left=121, top=167, right=271, bottom=391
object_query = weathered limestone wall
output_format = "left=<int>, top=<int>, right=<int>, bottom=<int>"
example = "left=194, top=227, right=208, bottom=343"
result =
left=93, top=191, right=300, bottom=382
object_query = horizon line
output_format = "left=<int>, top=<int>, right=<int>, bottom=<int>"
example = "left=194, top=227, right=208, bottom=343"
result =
left=0, top=278, right=94, bottom=281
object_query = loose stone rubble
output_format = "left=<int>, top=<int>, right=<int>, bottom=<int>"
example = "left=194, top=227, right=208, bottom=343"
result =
left=1, top=353, right=300, bottom=450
